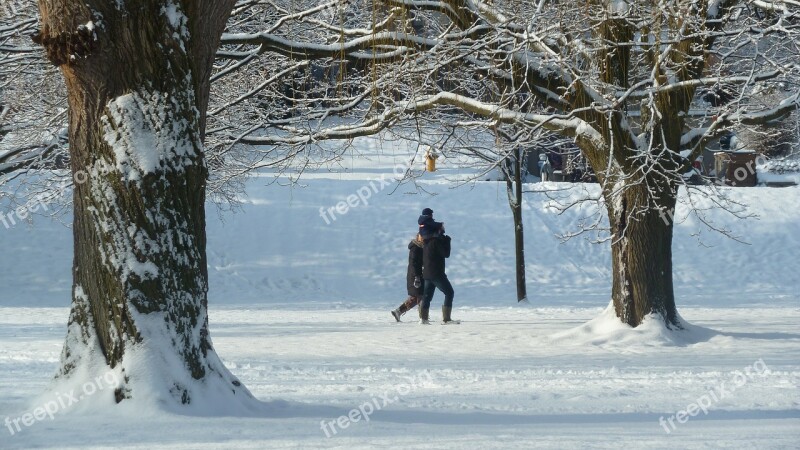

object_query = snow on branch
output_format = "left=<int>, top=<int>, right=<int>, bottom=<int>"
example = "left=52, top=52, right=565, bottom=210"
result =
left=220, top=30, right=437, bottom=60
left=752, top=0, right=800, bottom=13
left=728, top=91, right=800, bottom=126
left=654, top=70, right=784, bottom=95
left=229, top=91, right=605, bottom=156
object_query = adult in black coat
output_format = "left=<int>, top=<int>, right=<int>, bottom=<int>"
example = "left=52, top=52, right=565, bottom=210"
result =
left=420, top=222, right=458, bottom=324
left=391, top=234, right=425, bottom=321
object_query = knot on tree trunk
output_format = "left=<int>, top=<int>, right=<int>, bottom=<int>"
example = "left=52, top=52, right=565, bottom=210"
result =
left=31, top=23, right=96, bottom=67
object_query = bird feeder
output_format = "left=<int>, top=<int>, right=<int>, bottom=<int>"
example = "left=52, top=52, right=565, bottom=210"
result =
left=425, top=148, right=439, bottom=172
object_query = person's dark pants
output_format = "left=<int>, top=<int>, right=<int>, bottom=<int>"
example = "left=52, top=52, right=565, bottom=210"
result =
left=422, top=274, right=454, bottom=309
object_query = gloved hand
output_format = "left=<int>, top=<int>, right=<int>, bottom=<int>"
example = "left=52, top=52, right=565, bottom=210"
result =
left=413, top=276, right=421, bottom=288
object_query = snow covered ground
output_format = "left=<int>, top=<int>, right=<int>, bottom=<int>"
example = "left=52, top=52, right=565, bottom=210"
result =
left=1, top=140, right=798, bottom=448
left=1, top=306, right=798, bottom=448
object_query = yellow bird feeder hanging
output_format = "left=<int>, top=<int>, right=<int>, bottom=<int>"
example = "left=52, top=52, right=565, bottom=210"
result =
left=425, top=147, right=439, bottom=172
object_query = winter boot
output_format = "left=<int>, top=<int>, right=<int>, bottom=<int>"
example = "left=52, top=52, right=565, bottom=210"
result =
left=401, top=295, right=419, bottom=312
left=392, top=296, right=419, bottom=322
left=442, top=306, right=460, bottom=324
left=419, top=305, right=430, bottom=325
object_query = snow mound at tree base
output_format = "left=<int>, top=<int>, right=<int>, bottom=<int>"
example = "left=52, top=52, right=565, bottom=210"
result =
left=28, top=362, right=334, bottom=423
left=547, top=302, right=717, bottom=350
left=31, top=330, right=275, bottom=419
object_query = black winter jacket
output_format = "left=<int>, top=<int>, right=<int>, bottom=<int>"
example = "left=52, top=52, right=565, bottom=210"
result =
left=407, top=240, right=424, bottom=296
left=422, top=235, right=451, bottom=279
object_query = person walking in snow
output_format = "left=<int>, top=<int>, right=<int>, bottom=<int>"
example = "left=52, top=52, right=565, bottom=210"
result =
left=417, top=208, right=458, bottom=324
left=390, top=233, right=425, bottom=322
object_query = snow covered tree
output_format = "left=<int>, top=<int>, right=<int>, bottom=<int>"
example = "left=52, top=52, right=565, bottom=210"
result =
left=31, top=0, right=256, bottom=407
left=220, top=0, right=800, bottom=327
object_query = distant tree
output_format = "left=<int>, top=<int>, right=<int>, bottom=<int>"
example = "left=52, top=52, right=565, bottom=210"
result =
left=501, top=140, right=529, bottom=303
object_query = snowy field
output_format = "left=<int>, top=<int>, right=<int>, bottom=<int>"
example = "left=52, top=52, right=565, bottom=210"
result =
left=1, top=141, right=799, bottom=448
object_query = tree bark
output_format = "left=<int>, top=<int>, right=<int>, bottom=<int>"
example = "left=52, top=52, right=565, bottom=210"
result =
left=605, top=181, right=679, bottom=328
left=36, top=0, right=247, bottom=406
left=586, top=10, right=682, bottom=329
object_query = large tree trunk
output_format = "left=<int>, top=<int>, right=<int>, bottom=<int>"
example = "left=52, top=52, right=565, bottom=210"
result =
left=35, top=0, right=250, bottom=408
left=590, top=8, right=682, bottom=329
left=605, top=181, right=679, bottom=328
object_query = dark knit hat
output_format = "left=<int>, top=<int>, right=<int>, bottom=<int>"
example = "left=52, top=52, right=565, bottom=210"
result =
left=418, top=215, right=442, bottom=238
left=422, top=207, right=433, bottom=216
